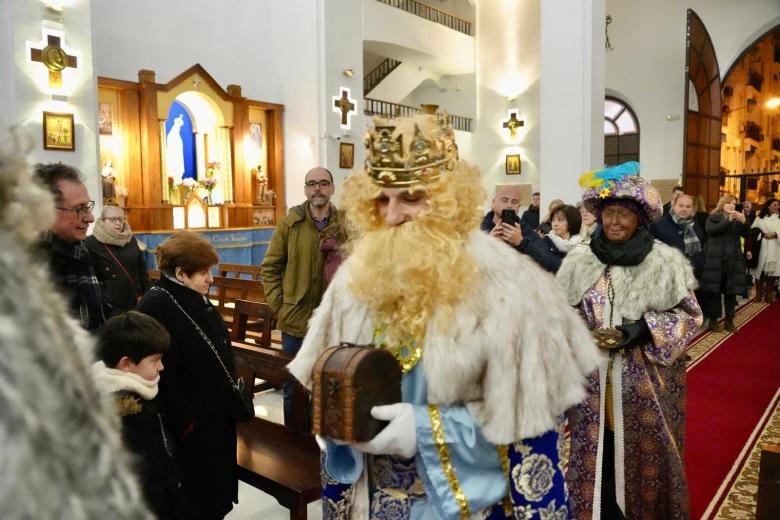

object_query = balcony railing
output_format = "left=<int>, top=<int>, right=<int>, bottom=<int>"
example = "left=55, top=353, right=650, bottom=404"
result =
left=364, top=58, right=402, bottom=95
left=364, top=97, right=473, bottom=132
left=376, top=0, right=472, bottom=36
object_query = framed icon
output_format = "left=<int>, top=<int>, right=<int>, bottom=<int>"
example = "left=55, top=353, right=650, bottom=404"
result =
left=505, top=154, right=521, bottom=175
left=43, top=111, right=75, bottom=151
left=98, top=102, right=113, bottom=135
left=339, top=142, right=354, bottom=169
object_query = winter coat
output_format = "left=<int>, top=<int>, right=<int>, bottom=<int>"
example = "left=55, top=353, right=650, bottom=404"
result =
left=650, top=211, right=706, bottom=279
left=85, top=235, right=150, bottom=317
left=520, top=205, right=540, bottom=230
left=519, top=234, right=568, bottom=273
left=137, top=276, right=238, bottom=519
left=115, top=391, right=186, bottom=519
left=700, top=212, right=748, bottom=295
left=260, top=202, right=344, bottom=337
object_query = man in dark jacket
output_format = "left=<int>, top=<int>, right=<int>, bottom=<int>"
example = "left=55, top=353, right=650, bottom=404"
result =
left=520, top=191, right=541, bottom=229
left=260, top=166, right=344, bottom=424
left=662, top=185, right=684, bottom=216
left=34, top=163, right=105, bottom=330
left=651, top=193, right=705, bottom=280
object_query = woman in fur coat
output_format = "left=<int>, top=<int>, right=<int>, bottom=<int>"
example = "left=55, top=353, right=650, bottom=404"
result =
left=0, top=134, right=150, bottom=519
left=558, top=163, right=703, bottom=519
left=85, top=205, right=150, bottom=317
left=137, top=231, right=238, bottom=519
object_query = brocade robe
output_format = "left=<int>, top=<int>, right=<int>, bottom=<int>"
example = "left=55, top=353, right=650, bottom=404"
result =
left=558, top=242, right=703, bottom=519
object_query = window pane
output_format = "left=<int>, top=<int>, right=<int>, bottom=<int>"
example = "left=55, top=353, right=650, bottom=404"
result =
left=604, top=119, right=617, bottom=135
left=616, top=111, right=637, bottom=134
left=605, top=100, right=623, bottom=119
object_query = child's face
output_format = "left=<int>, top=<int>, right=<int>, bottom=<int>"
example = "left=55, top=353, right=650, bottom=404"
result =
left=123, top=354, right=164, bottom=381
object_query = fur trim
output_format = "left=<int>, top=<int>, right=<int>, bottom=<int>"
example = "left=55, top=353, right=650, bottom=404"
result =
left=115, top=394, right=144, bottom=416
left=92, top=218, right=133, bottom=247
left=289, top=231, right=604, bottom=444
left=557, top=241, right=698, bottom=321
left=92, top=361, right=160, bottom=401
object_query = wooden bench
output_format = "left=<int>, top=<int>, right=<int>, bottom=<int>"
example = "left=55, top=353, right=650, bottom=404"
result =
left=232, top=299, right=281, bottom=392
left=219, top=262, right=263, bottom=281
left=232, top=335, right=319, bottom=519
left=209, top=276, right=265, bottom=324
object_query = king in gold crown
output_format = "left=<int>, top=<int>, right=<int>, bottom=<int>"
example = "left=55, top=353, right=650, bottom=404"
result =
left=364, top=114, right=459, bottom=187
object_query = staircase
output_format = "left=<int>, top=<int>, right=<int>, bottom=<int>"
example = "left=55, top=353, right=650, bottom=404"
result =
left=364, top=58, right=402, bottom=95
left=364, top=97, right=473, bottom=132
left=376, top=0, right=472, bottom=35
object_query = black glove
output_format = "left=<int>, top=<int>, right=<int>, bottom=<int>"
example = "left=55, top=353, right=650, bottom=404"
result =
left=615, top=318, right=651, bottom=349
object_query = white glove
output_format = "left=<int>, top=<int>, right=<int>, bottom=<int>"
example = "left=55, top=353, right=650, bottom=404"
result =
left=354, top=403, right=417, bottom=459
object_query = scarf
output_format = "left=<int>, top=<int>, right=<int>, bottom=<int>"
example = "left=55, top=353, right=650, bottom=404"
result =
left=47, top=233, right=105, bottom=329
left=92, top=218, right=133, bottom=247
left=547, top=232, right=582, bottom=253
left=91, top=361, right=160, bottom=400
left=589, top=227, right=654, bottom=266
left=670, top=211, right=702, bottom=256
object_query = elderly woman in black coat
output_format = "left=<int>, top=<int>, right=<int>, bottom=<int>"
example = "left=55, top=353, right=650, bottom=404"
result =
left=700, top=194, right=749, bottom=332
left=137, top=231, right=239, bottom=519
left=85, top=205, right=149, bottom=317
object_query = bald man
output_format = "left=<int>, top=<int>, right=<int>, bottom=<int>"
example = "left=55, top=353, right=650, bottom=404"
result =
left=260, top=167, right=345, bottom=425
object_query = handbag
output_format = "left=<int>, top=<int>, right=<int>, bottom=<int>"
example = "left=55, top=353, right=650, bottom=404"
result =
left=150, top=286, right=255, bottom=422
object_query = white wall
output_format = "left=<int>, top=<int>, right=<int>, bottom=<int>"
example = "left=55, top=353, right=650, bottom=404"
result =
left=605, top=0, right=780, bottom=182
left=91, top=0, right=321, bottom=211
left=0, top=0, right=101, bottom=210
left=401, top=73, right=476, bottom=119
left=368, top=62, right=440, bottom=104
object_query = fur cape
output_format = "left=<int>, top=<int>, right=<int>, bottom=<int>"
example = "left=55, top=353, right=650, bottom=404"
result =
left=288, top=230, right=604, bottom=444
left=0, top=134, right=151, bottom=519
left=557, top=240, right=698, bottom=321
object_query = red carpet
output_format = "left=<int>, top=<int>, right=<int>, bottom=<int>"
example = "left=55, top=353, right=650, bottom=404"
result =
left=685, top=300, right=780, bottom=519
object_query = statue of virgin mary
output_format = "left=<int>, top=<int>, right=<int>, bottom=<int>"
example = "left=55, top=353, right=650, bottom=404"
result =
left=166, top=115, right=186, bottom=184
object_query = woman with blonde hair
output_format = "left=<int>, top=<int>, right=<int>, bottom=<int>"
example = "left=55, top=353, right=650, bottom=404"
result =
left=699, top=193, right=749, bottom=332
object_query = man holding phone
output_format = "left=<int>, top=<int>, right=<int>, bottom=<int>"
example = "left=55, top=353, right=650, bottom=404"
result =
left=480, top=184, right=527, bottom=247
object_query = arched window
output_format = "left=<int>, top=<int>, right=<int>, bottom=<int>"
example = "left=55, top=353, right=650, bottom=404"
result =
left=604, top=96, right=640, bottom=166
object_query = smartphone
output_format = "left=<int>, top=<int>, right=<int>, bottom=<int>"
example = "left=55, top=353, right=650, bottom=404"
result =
left=501, top=209, right=517, bottom=225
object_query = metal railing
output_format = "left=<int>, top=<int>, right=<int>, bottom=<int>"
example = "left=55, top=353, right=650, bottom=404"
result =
left=364, top=58, right=402, bottom=95
left=364, top=97, right=473, bottom=132
left=376, top=0, right=472, bottom=36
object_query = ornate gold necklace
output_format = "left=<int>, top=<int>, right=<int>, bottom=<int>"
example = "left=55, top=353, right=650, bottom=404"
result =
left=373, top=328, right=423, bottom=374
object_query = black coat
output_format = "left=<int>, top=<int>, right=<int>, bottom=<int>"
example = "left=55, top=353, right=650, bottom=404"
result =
left=519, top=234, right=567, bottom=273
left=700, top=213, right=749, bottom=296
left=137, top=276, right=238, bottom=518
left=85, top=236, right=150, bottom=317
left=650, top=212, right=706, bottom=279
left=520, top=206, right=540, bottom=230
left=116, top=391, right=186, bottom=519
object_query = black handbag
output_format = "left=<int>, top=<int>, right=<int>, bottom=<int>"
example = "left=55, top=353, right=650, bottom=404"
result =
left=151, top=286, right=254, bottom=423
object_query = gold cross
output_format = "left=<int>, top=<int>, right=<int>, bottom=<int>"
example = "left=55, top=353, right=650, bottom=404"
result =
left=502, top=111, right=525, bottom=138
left=334, top=89, right=356, bottom=126
left=30, top=34, right=77, bottom=89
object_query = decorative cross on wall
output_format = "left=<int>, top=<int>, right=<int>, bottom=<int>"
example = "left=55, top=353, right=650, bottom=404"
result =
left=30, top=34, right=77, bottom=89
left=502, top=111, right=525, bottom=138
left=332, top=87, right=357, bottom=129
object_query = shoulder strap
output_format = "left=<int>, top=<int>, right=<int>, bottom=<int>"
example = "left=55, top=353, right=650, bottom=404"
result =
left=102, top=243, right=140, bottom=296
left=150, top=286, right=237, bottom=389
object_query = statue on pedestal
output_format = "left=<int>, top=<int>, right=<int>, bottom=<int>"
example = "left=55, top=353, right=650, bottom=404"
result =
left=166, top=115, right=185, bottom=184
left=101, top=159, right=116, bottom=201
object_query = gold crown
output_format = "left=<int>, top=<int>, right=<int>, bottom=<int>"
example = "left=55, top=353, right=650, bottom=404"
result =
left=364, top=114, right=459, bottom=187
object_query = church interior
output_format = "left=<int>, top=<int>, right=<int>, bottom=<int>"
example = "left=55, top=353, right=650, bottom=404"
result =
left=2, top=0, right=780, bottom=518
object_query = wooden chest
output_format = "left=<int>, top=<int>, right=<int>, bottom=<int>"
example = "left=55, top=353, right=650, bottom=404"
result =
left=311, top=343, right=402, bottom=443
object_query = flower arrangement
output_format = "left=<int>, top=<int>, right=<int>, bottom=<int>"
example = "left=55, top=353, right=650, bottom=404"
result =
left=205, top=161, right=222, bottom=178
left=182, top=177, right=198, bottom=197
left=199, top=177, right=218, bottom=197
left=167, top=175, right=179, bottom=199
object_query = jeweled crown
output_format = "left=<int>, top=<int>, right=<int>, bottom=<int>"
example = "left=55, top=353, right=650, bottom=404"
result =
left=364, top=114, right=459, bottom=187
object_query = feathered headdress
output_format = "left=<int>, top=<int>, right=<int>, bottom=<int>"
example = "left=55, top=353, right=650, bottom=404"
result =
left=580, top=161, right=662, bottom=223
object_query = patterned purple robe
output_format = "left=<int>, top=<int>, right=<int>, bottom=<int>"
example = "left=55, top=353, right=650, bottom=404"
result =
left=566, top=274, right=702, bottom=519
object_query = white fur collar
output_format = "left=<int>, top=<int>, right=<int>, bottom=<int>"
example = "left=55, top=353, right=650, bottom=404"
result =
left=556, top=240, right=698, bottom=320
left=288, top=230, right=604, bottom=444
left=92, top=361, right=159, bottom=400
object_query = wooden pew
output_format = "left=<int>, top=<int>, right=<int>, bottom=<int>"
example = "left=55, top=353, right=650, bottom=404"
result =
left=232, top=299, right=279, bottom=392
left=209, top=276, right=265, bottom=324
left=232, top=340, right=319, bottom=520
left=219, top=262, right=263, bottom=281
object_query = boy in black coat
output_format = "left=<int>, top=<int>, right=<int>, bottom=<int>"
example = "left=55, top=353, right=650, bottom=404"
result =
left=93, top=311, right=186, bottom=519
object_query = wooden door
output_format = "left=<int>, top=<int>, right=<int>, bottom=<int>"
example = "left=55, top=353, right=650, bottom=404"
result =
left=683, top=9, right=722, bottom=208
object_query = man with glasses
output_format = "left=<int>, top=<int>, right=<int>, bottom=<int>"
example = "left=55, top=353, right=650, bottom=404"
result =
left=261, top=166, right=344, bottom=426
left=34, top=163, right=106, bottom=330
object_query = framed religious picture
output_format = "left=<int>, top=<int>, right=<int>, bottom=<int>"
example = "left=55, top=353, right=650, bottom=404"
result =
left=249, top=122, right=262, bottom=148
left=505, top=154, right=521, bottom=175
left=98, top=102, right=113, bottom=135
left=339, top=142, right=354, bottom=169
left=43, top=111, right=75, bottom=151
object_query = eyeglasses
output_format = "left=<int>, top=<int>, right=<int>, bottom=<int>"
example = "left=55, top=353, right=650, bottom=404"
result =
left=103, top=216, right=126, bottom=223
left=304, top=180, right=332, bottom=189
left=56, top=200, right=95, bottom=217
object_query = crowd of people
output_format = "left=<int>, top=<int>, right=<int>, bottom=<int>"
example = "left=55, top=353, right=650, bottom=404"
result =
left=2, top=113, right=779, bottom=520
